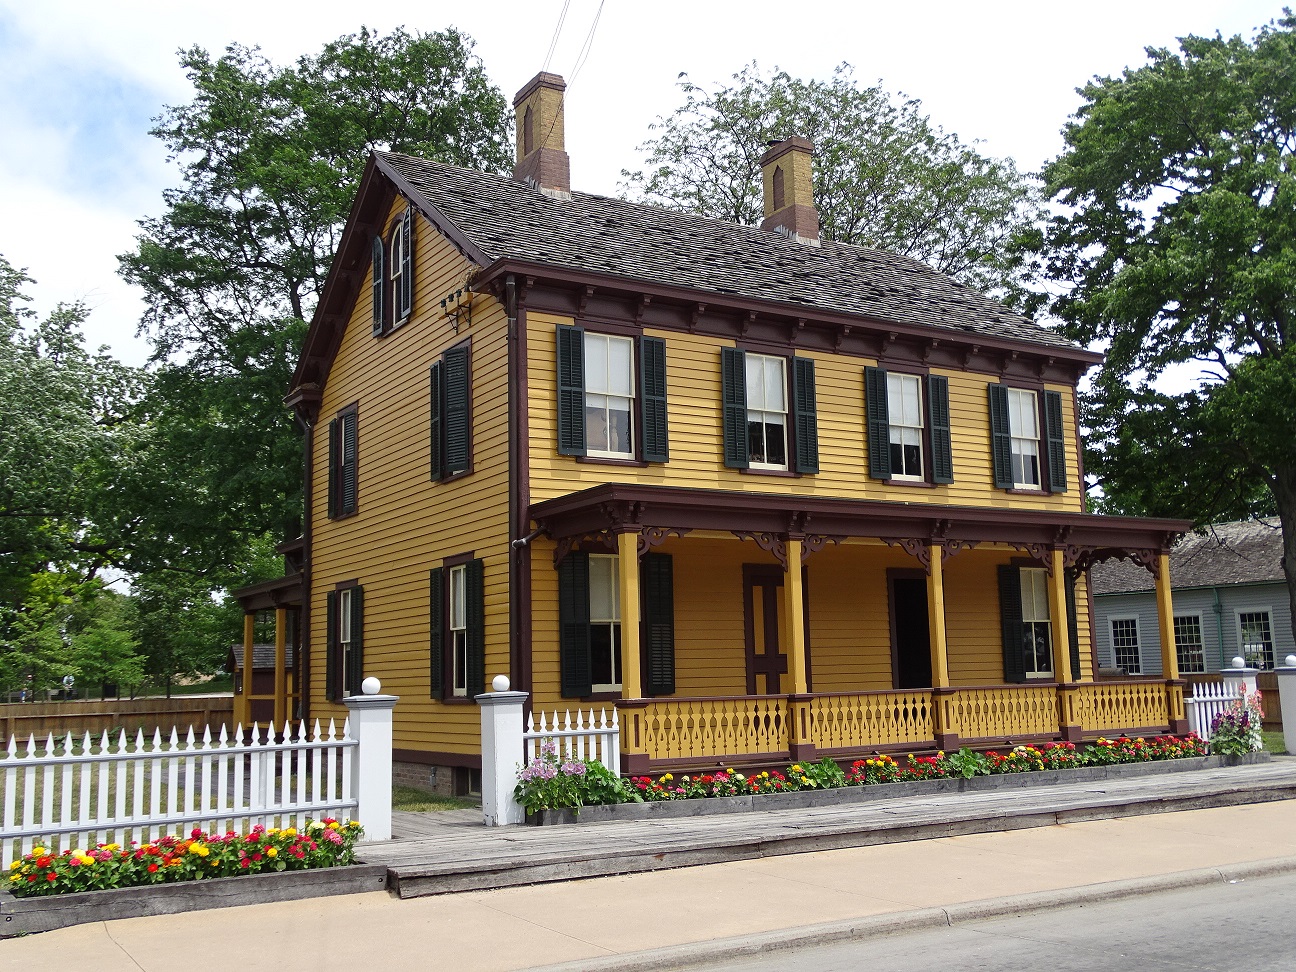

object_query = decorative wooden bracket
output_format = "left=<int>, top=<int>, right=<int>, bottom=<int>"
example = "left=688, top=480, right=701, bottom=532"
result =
left=740, top=310, right=756, bottom=337
left=834, top=325, right=852, bottom=351
left=577, top=285, right=596, bottom=317
left=1009, top=542, right=1053, bottom=576
left=635, top=293, right=653, bottom=325
left=553, top=530, right=618, bottom=567
left=637, top=526, right=690, bottom=558
left=690, top=302, right=707, bottom=334
left=941, top=539, right=979, bottom=562
left=733, top=531, right=789, bottom=570
left=802, top=534, right=844, bottom=564
left=883, top=537, right=931, bottom=574
left=789, top=318, right=806, bottom=344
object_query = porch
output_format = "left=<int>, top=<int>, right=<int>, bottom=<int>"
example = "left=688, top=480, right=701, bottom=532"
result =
left=529, top=484, right=1194, bottom=775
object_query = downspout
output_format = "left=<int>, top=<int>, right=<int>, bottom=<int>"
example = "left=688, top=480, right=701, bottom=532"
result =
left=505, top=274, right=524, bottom=691
left=1213, top=586, right=1225, bottom=670
left=295, top=407, right=315, bottom=726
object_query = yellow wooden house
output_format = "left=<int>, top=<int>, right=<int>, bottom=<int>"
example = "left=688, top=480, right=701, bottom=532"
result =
left=252, top=71, right=1193, bottom=791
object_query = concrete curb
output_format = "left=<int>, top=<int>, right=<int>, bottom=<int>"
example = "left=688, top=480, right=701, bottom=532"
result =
left=528, top=856, right=1296, bottom=972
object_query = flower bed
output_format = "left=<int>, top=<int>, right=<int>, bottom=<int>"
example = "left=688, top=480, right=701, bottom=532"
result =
left=7, top=818, right=363, bottom=898
left=630, top=735, right=1208, bottom=802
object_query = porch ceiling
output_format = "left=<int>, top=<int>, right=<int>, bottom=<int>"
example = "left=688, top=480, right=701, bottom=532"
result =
left=528, top=484, right=1191, bottom=559
left=233, top=574, right=304, bottom=612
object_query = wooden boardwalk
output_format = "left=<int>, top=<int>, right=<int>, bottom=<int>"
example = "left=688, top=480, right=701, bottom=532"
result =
left=359, top=761, right=1296, bottom=898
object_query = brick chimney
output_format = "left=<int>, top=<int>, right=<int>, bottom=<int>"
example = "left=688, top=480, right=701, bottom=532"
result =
left=760, top=137, right=819, bottom=245
left=513, top=72, right=571, bottom=199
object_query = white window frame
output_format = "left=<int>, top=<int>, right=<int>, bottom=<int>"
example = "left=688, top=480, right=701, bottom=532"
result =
left=449, top=564, right=468, bottom=697
left=584, top=333, right=635, bottom=459
left=746, top=353, right=788, bottom=471
left=389, top=225, right=405, bottom=327
left=1173, top=613, right=1207, bottom=674
left=1007, top=388, right=1042, bottom=490
left=589, top=554, right=622, bottom=693
left=1108, top=616, right=1142, bottom=675
left=887, top=372, right=924, bottom=481
left=1020, top=568, right=1054, bottom=679
left=338, top=588, right=354, bottom=698
left=1235, top=608, right=1275, bottom=670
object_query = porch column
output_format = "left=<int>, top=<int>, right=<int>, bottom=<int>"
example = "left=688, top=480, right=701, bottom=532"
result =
left=273, top=606, right=288, bottom=732
left=1156, top=551, right=1188, bottom=733
left=783, top=538, right=808, bottom=695
left=617, top=531, right=643, bottom=700
left=926, top=544, right=950, bottom=689
left=240, top=612, right=255, bottom=728
left=1049, top=549, right=1073, bottom=684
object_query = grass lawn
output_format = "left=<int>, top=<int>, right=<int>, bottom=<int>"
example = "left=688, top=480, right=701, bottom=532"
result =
left=392, top=785, right=478, bottom=812
left=1262, top=730, right=1288, bottom=755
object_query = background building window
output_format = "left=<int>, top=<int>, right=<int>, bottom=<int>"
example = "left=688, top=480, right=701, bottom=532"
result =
left=746, top=353, right=787, bottom=469
left=1110, top=618, right=1142, bottom=674
left=1007, top=388, right=1041, bottom=488
left=887, top=373, right=924, bottom=479
left=1020, top=568, right=1053, bottom=678
left=1238, top=610, right=1274, bottom=669
left=1173, top=615, right=1206, bottom=673
left=584, top=333, right=634, bottom=456
left=588, top=554, right=622, bottom=692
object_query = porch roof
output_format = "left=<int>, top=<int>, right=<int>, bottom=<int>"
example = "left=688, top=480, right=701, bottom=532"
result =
left=529, top=484, right=1192, bottom=565
left=233, top=575, right=303, bottom=612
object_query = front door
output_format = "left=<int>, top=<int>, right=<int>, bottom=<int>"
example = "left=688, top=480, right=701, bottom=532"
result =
left=744, top=565, right=787, bottom=695
left=889, top=572, right=932, bottom=689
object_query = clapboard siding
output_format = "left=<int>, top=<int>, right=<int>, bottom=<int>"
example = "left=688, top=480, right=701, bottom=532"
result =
left=311, top=197, right=511, bottom=756
left=1094, top=582, right=1295, bottom=675
left=527, top=315, right=1082, bottom=512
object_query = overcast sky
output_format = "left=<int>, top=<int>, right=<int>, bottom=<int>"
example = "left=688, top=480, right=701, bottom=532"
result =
left=0, top=0, right=1282, bottom=366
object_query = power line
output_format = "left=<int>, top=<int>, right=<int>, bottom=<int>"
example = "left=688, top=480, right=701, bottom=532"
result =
left=542, top=0, right=572, bottom=74
left=568, top=0, right=606, bottom=84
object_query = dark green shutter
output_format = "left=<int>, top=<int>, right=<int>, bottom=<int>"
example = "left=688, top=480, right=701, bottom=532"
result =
left=558, top=552, right=592, bottom=697
left=465, top=559, right=486, bottom=697
left=340, top=412, right=358, bottom=515
left=791, top=357, right=819, bottom=474
left=444, top=345, right=471, bottom=476
left=998, top=565, right=1026, bottom=684
left=327, top=418, right=340, bottom=518
left=721, top=347, right=749, bottom=469
left=429, top=362, right=444, bottom=480
left=639, top=336, right=669, bottom=463
left=556, top=325, right=586, bottom=456
left=1044, top=390, right=1067, bottom=492
left=865, top=366, right=891, bottom=480
left=348, top=586, right=364, bottom=696
left=399, top=209, right=413, bottom=321
left=371, top=236, right=384, bottom=336
left=429, top=568, right=444, bottom=696
left=988, top=384, right=1013, bottom=489
left=641, top=553, right=676, bottom=696
left=1065, top=568, right=1081, bottom=682
left=928, top=375, right=954, bottom=484
left=325, top=591, right=338, bottom=702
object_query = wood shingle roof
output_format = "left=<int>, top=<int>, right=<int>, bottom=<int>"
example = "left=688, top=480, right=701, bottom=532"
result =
left=1091, top=518, right=1285, bottom=594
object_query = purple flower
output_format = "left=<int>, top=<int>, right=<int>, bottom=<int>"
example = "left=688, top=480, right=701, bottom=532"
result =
left=560, top=761, right=587, bottom=777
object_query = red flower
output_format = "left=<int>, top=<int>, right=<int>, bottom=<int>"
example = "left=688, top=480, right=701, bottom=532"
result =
left=46, top=873, right=57, bottom=882
left=147, top=863, right=159, bottom=873
left=35, top=856, right=51, bottom=868
left=240, top=859, right=250, bottom=869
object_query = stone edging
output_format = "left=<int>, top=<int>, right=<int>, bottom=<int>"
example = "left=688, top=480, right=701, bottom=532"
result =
left=0, top=863, right=389, bottom=937
left=528, top=753, right=1271, bottom=826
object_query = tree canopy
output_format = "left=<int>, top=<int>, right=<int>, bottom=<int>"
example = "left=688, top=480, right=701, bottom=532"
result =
left=1038, top=14, right=1296, bottom=641
left=622, top=63, right=1042, bottom=304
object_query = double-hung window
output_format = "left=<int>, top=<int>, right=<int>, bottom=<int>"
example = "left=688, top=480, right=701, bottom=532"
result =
left=338, top=589, right=355, bottom=697
left=1238, top=610, right=1274, bottom=669
left=371, top=208, right=413, bottom=336
left=989, top=384, right=1067, bottom=492
left=887, top=373, right=924, bottom=479
left=1008, top=388, right=1041, bottom=489
left=584, top=334, right=635, bottom=458
left=1173, top=614, right=1206, bottom=674
left=1019, top=568, right=1054, bottom=678
left=449, top=565, right=468, bottom=697
left=429, top=559, right=485, bottom=700
left=325, top=584, right=363, bottom=702
left=746, top=353, right=788, bottom=470
left=556, top=325, right=668, bottom=462
left=1109, top=617, right=1142, bottom=674
left=588, top=554, right=622, bottom=692
left=327, top=407, right=358, bottom=518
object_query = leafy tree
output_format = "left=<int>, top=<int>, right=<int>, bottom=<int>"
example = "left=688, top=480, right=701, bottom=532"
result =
left=118, top=26, right=513, bottom=571
left=1037, top=14, right=1296, bottom=644
left=622, top=63, right=1042, bottom=304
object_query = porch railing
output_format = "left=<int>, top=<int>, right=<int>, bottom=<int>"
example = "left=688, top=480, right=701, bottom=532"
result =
left=619, top=680, right=1180, bottom=769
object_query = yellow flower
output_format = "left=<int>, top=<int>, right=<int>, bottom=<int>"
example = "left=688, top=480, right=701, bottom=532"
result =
left=662, top=773, right=673, bottom=781
left=266, top=847, right=278, bottom=858
left=346, top=821, right=360, bottom=828
left=9, top=860, right=20, bottom=871
left=267, top=828, right=279, bottom=836
left=790, top=764, right=802, bottom=772
left=32, top=847, right=45, bottom=856
left=283, top=827, right=297, bottom=837
left=190, top=844, right=209, bottom=857
left=328, top=822, right=340, bottom=831
left=79, top=856, right=95, bottom=866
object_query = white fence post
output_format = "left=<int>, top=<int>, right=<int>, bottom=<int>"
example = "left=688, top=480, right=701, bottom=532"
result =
left=343, top=677, right=398, bottom=842
left=1222, top=656, right=1259, bottom=697
left=1277, top=656, right=1296, bottom=756
left=477, top=675, right=528, bottom=827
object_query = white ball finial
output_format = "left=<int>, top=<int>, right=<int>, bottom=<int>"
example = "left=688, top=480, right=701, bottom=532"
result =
left=1286, top=654, right=1296, bottom=668
left=361, top=677, right=381, bottom=696
left=1231, top=656, right=1246, bottom=669
left=491, top=675, right=510, bottom=692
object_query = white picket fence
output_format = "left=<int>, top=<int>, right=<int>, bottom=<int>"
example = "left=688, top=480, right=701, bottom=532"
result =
left=1186, top=681, right=1243, bottom=740
left=0, top=720, right=356, bottom=868
left=523, top=708, right=620, bottom=774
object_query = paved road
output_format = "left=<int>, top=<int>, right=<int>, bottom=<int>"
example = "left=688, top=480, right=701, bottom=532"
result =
left=705, top=870, right=1296, bottom=972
